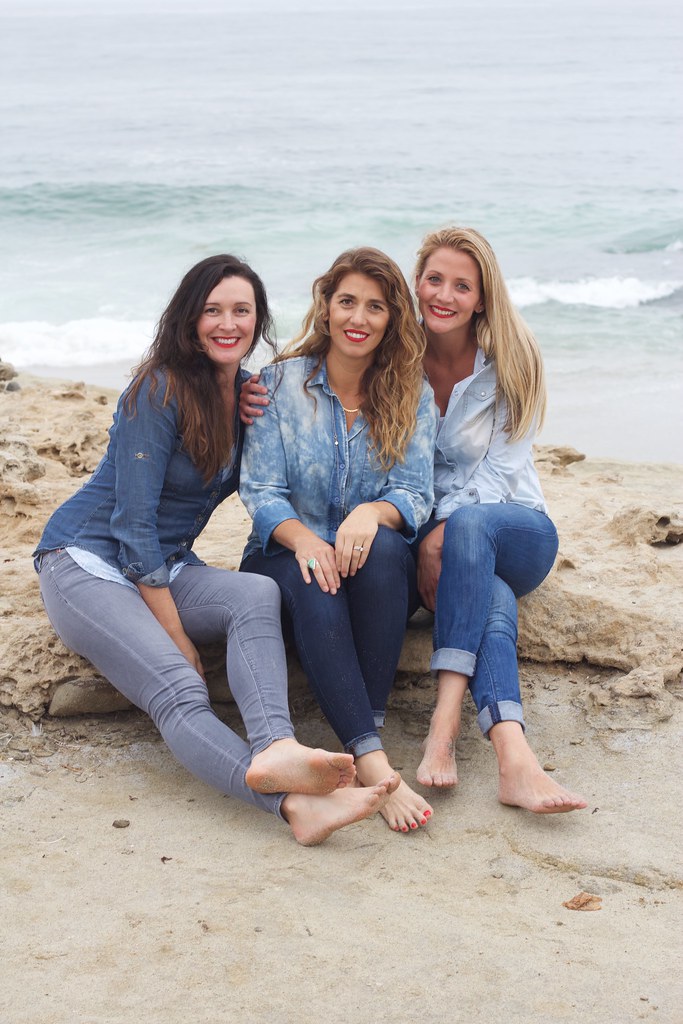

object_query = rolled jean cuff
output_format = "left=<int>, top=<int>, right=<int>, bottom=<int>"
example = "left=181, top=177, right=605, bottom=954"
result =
left=346, top=731, right=384, bottom=757
left=273, top=792, right=287, bottom=821
left=373, top=711, right=386, bottom=729
left=430, top=647, right=476, bottom=679
left=477, top=700, right=526, bottom=739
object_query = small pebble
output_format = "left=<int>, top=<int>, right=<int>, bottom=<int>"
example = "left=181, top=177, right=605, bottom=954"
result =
left=112, top=819, right=130, bottom=828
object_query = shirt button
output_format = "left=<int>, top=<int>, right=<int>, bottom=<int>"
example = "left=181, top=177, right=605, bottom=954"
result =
left=480, top=391, right=486, bottom=397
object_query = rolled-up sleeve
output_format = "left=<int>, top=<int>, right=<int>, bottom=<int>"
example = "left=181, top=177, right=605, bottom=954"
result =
left=376, top=379, right=437, bottom=540
left=239, top=371, right=302, bottom=554
left=435, top=398, right=536, bottom=520
left=110, top=374, right=178, bottom=586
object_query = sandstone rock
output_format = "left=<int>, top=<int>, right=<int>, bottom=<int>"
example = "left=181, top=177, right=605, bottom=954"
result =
left=49, top=678, right=133, bottom=716
left=0, top=359, right=18, bottom=381
left=1, top=375, right=682, bottom=727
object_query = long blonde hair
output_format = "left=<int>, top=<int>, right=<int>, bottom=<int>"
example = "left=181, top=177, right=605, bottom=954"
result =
left=415, top=227, right=546, bottom=438
left=277, top=247, right=426, bottom=468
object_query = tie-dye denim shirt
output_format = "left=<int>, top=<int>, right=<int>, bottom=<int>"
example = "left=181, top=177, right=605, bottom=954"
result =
left=240, top=356, right=436, bottom=558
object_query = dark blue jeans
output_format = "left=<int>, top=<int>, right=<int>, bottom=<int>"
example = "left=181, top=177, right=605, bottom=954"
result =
left=241, top=526, right=415, bottom=756
left=413, top=503, right=559, bottom=737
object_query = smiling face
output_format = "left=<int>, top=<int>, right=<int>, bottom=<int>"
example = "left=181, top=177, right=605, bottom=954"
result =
left=416, top=247, right=484, bottom=340
left=195, top=276, right=257, bottom=382
left=326, top=272, right=391, bottom=368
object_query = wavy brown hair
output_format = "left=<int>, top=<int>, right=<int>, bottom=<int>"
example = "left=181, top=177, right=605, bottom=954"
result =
left=125, top=254, right=275, bottom=480
left=415, top=227, right=547, bottom=439
left=277, top=247, right=426, bottom=468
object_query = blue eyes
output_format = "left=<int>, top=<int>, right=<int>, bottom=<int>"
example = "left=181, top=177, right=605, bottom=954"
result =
left=426, top=278, right=470, bottom=292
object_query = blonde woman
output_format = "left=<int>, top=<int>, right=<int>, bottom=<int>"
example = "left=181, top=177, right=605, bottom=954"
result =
left=412, top=227, right=586, bottom=813
left=239, top=248, right=437, bottom=833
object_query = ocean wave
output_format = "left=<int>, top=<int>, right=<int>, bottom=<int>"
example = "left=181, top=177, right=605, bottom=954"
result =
left=0, top=318, right=153, bottom=368
left=0, top=182, right=281, bottom=222
left=509, top=276, right=682, bottom=309
left=605, top=227, right=683, bottom=254
left=0, top=318, right=283, bottom=371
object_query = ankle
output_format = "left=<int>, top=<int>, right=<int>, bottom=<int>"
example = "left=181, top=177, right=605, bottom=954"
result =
left=427, top=712, right=461, bottom=743
left=355, top=750, right=391, bottom=784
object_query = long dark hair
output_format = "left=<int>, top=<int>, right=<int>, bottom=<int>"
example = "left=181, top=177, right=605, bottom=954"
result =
left=126, top=254, right=275, bottom=479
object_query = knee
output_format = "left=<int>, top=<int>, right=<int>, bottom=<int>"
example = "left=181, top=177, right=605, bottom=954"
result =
left=442, top=506, right=490, bottom=562
left=238, top=571, right=281, bottom=611
left=369, top=525, right=408, bottom=560
left=358, top=526, right=411, bottom=590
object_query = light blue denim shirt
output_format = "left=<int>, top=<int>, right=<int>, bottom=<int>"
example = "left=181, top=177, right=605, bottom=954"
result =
left=434, top=347, right=548, bottom=519
left=35, top=369, right=247, bottom=587
left=240, top=357, right=436, bottom=558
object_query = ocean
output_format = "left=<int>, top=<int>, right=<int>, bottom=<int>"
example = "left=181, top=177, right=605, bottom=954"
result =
left=1, top=0, right=681, bottom=462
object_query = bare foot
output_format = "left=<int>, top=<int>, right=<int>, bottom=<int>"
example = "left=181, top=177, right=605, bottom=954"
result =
left=356, top=752, right=433, bottom=832
left=416, top=734, right=458, bottom=788
left=498, top=759, right=588, bottom=814
left=282, top=773, right=401, bottom=846
left=246, top=739, right=355, bottom=796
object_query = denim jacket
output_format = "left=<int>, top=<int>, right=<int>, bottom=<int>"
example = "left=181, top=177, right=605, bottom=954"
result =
left=240, top=357, right=436, bottom=558
left=34, top=369, right=247, bottom=587
left=434, top=348, right=548, bottom=519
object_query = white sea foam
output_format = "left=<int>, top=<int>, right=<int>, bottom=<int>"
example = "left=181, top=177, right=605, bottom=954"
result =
left=509, top=276, right=681, bottom=309
left=0, top=319, right=154, bottom=368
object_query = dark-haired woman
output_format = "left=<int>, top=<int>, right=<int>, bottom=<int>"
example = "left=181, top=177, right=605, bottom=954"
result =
left=34, top=254, right=398, bottom=845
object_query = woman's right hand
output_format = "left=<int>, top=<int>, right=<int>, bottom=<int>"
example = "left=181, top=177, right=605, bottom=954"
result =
left=239, top=374, right=270, bottom=425
left=171, top=629, right=207, bottom=681
left=417, top=521, right=445, bottom=612
left=293, top=537, right=341, bottom=594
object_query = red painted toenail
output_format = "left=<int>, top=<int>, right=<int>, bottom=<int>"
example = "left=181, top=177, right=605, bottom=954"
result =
left=410, top=822, right=417, bottom=829
left=420, top=818, right=427, bottom=825
left=424, top=810, right=432, bottom=817
left=401, top=826, right=408, bottom=832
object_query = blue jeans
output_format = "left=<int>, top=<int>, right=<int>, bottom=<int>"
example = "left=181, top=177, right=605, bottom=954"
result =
left=241, top=526, right=415, bottom=756
left=414, top=503, right=558, bottom=737
left=37, top=550, right=295, bottom=818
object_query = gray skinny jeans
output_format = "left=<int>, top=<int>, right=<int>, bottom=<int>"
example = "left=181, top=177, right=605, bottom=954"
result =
left=37, top=549, right=294, bottom=818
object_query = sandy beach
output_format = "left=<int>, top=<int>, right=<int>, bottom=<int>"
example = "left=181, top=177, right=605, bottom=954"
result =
left=1, top=370, right=682, bottom=1024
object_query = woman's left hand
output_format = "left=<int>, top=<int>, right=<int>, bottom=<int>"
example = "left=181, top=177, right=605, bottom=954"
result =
left=335, top=504, right=381, bottom=577
left=417, top=521, right=445, bottom=612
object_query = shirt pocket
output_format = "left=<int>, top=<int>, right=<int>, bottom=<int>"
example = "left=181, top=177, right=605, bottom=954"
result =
left=161, top=436, right=206, bottom=500
left=442, top=389, right=496, bottom=468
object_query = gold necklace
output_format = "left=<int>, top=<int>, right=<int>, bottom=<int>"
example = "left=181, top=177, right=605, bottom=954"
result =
left=341, top=404, right=359, bottom=414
